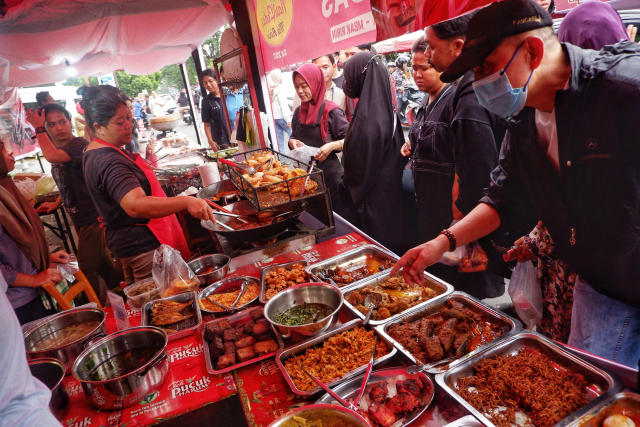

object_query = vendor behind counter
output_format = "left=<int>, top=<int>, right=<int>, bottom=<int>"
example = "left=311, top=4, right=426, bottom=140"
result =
left=81, top=85, right=215, bottom=285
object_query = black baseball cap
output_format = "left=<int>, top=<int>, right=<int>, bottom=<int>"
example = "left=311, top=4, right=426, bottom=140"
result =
left=440, top=0, right=553, bottom=83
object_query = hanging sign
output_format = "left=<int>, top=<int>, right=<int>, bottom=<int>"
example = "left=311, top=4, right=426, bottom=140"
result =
left=253, top=0, right=377, bottom=72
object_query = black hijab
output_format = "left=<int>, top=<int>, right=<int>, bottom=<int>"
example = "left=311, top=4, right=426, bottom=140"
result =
left=342, top=52, right=404, bottom=207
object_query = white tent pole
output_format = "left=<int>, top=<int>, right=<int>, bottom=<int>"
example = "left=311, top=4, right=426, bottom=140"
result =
left=179, top=62, right=203, bottom=146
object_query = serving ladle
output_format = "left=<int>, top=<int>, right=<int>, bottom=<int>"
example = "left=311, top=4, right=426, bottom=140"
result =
left=362, top=293, right=383, bottom=325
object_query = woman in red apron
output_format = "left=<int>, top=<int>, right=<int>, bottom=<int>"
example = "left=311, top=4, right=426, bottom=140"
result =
left=80, top=86, right=215, bottom=284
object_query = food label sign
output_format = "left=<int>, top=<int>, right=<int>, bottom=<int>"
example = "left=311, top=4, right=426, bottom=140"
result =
left=253, top=0, right=376, bottom=72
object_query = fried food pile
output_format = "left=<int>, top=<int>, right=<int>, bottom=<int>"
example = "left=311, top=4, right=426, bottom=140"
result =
left=457, top=350, right=589, bottom=427
left=151, top=299, right=195, bottom=335
left=203, top=307, right=279, bottom=371
left=199, top=282, right=260, bottom=312
left=346, top=276, right=438, bottom=321
left=283, top=327, right=390, bottom=392
left=387, top=299, right=510, bottom=364
left=317, top=256, right=396, bottom=287
left=239, top=151, right=318, bottom=196
left=360, top=379, right=426, bottom=426
left=264, top=263, right=310, bottom=301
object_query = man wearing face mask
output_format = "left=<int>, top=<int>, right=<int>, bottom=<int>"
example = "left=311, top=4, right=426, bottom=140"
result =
left=391, top=0, right=640, bottom=368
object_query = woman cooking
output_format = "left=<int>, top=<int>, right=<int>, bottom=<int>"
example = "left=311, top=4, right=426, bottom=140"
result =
left=81, top=86, right=215, bottom=284
left=289, top=63, right=349, bottom=215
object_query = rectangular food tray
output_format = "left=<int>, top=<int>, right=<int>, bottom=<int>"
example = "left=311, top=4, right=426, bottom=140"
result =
left=436, top=331, right=623, bottom=427
left=305, top=244, right=399, bottom=292
left=342, top=270, right=454, bottom=326
left=201, top=306, right=285, bottom=375
left=221, top=147, right=327, bottom=211
left=259, top=260, right=312, bottom=304
left=141, top=292, right=202, bottom=342
left=276, top=319, right=397, bottom=397
left=569, top=392, right=640, bottom=427
left=377, top=291, right=522, bottom=374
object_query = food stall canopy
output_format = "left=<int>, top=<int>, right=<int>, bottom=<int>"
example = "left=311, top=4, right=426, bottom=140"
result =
left=0, top=0, right=232, bottom=88
left=372, top=30, right=425, bottom=54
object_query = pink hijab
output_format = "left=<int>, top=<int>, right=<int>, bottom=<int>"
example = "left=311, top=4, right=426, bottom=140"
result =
left=293, top=63, right=339, bottom=140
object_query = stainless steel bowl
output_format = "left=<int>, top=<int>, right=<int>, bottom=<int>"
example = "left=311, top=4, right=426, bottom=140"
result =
left=188, top=254, right=230, bottom=285
left=24, top=308, right=107, bottom=374
left=28, top=357, right=69, bottom=418
left=72, top=326, right=169, bottom=410
left=266, top=403, right=370, bottom=427
left=264, top=283, right=343, bottom=342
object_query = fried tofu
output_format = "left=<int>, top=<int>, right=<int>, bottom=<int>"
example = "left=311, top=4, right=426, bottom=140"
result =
left=254, top=340, right=278, bottom=356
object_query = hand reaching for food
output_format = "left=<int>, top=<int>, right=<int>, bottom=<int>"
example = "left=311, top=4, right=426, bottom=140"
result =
left=314, top=141, right=341, bottom=162
left=288, top=139, right=303, bottom=150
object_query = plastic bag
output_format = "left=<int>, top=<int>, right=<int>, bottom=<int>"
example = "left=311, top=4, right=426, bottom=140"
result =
left=508, top=260, right=543, bottom=329
left=458, top=241, right=488, bottom=273
left=440, top=220, right=463, bottom=266
left=34, top=175, right=57, bottom=196
left=287, top=143, right=320, bottom=165
left=14, top=178, right=37, bottom=200
left=152, top=244, right=200, bottom=297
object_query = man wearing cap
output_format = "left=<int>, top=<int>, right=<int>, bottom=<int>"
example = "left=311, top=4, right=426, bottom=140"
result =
left=413, top=12, right=509, bottom=299
left=392, top=0, right=640, bottom=368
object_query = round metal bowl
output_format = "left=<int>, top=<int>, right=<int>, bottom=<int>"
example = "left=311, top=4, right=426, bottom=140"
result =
left=24, top=308, right=107, bottom=374
left=198, top=276, right=260, bottom=314
left=266, top=403, right=370, bottom=427
left=188, top=254, right=230, bottom=286
left=196, top=179, right=242, bottom=204
left=28, top=357, right=69, bottom=418
left=149, top=115, right=180, bottom=131
left=72, top=326, right=169, bottom=410
left=264, top=283, right=343, bottom=343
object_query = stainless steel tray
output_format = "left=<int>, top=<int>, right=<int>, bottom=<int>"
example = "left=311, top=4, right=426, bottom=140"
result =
left=316, top=366, right=435, bottom=426
left=305, top=244, right=399, bottom=291
left=377, top=291, right=522, bottom=374
left=569, top=391, right=640, bottom=427
left=198, top=276, right=260, bottom=314
left=342, top=270, right=454, bottom=327
left=259, top=260, right=313, bottom=304
left=201, top=306, right=285, bottom=375
left=276, top=319, right=397, bottom=397
left=141, top=292, right=202, bottom=342
left=436, top=331, right=623, bottom=427
left=443, top=416, right=484, bottom=427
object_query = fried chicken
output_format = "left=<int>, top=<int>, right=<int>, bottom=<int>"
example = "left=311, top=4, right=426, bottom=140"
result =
left=396, top=379, right=423, bottom=398
left=387, top=392, right=422, bottom=413
left=369, top=380, right=389, bottom=404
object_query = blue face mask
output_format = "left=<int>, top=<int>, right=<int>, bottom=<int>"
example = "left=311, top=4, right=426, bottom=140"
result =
left=472, top=42, right=534, bottom=118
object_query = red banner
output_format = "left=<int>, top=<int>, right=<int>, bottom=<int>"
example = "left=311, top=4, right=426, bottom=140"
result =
left=252, top=0, right=377, bottom=72
left=0, top=88, right=38, bottom=158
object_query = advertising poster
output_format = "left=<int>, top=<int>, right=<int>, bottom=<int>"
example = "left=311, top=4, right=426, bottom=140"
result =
left=0, top=88, right=38, bottom=158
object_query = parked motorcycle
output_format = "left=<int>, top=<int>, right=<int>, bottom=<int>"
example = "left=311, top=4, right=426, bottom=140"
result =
left=398, top=84, right=425, bottom=127
left=182, top=107, right=193, bottom=125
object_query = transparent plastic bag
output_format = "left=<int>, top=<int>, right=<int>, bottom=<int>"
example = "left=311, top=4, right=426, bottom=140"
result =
left=34, top=175, right=57, bottom=196
left=14, top=178, right=37, bottom=200
left=152, top=244, right=200, bottom=298
left=287, top=143, right=319, bottom=165
left=458, top=241, right=488, bottom=273
left=508, top=260, right=543, bottom=329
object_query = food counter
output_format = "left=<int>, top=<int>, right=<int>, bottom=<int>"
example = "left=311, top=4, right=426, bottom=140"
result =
left=48, top=226, right=638, bottom=427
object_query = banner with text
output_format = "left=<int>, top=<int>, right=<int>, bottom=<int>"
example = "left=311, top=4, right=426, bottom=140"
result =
left=253, top=0, right=377, bottom=72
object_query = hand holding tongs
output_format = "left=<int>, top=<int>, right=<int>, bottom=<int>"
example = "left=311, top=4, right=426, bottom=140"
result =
left=219, top=157, right=273, bottom=176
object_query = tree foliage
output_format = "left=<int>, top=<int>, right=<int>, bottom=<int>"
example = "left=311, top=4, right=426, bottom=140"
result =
left=202, top=27, right=226, bottom=67
left=157, top=57, right=199, bottom=93
left=62, top=76, right=99, bottom=87
left=114, top=70, right=162, bottom=98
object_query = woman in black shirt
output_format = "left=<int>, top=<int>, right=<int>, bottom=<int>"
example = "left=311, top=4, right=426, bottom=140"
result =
left=81, top=86, right=215, bottom=284
left=200, top=69, right=230, bottom=151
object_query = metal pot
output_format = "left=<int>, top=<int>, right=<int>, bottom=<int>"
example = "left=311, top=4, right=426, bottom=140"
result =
left=188, top=254, right=230, bottom=285
left=264, top=283, right=343, bottom=342
left=196, top=179, right=242, bottom=204
left=149, top=115, right=180, bottom=132
left=200, top=199, right=308, bottom=242
left=72, top=326, right=169, bottom=410
left=28, top=358, right=69, bottom=418
left=266, top=403, right=371, bottom=427
left=24, top=308, right=107, bottom=375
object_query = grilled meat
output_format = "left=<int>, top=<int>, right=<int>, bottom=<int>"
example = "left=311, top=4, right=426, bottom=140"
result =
left=369, top=380, right=389, bottom=404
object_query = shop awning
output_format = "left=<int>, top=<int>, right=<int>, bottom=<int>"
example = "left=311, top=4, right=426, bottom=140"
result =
left=0, top=0, right=232, bottom=88
left=372, top=30, right=425, bottom=54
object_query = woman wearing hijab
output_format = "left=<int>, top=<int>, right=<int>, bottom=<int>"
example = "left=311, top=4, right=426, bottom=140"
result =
left=289, top=64, right=349, bottom=215
left=341, top=52, right=416, bottom=255
left=502, top=7, right=630, bottom=344
left=82, top=86, right=215, bottom=285
left=558, top=2, right=629, bottom=50
left=0, top=137, right=70, bottom=324
left=267, top=70, right=292, bottom=153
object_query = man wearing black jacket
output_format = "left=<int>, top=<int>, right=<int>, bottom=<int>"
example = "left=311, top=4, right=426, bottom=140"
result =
left=413, top=12, right=507, bottom=298
left=392, top=0, right=640, bottom=368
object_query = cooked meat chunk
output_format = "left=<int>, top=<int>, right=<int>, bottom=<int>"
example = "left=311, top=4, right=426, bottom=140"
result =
left=223, top=342, right=236, bottom=355
left=236, top=336, right=256, bottom=349
left=254, top=340, right=278, bottom=356
left=436, top=318, right=458, bottom=352
left=251, top=322, right=271, bottom=338
left=222, top=328, right=237, bottom=342
left=420, top=335, right=444, bottom=362
left=369, top=380, right=389, bottom=404
left=242, top=320, right=255, bottom=334
left=209, top=337, right=224, bottom=359
left=453, top=333, right=472, bottom=357
left=216, top=353, right=236, bottom=370
left=236, top=346, right=256, bottom=363
left=255, top=317, right=269, bottom=325
left=251, top=307, right=264, bottom=319
left=346, top=291, right=365, bottom=306
left=387, top=392, right=422, bottom=413
left=443, top=308, right=471, bottom=324
left=418, top=318, right=435, bottom=337
left=203, top=323, right=225, bottom=341
left=396, top=379, right=423, bottom=397
left=368, top=401, right=397, bottom=427
left=404, top=339, right=422, bottom=355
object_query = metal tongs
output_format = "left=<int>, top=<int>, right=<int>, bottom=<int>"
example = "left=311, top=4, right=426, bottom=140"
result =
left=405, top=355, right=459, bottom=375
left=299, top=159, right=316, bottom=197
left=218, top=157, right=273, bottom=176
left=206, top=280, right=250, bottom=312
left=293, top=335, right=378, bottom=412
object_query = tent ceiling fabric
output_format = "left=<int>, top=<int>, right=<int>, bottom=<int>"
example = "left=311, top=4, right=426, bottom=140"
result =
left=0, top=0, right=231, bottom=87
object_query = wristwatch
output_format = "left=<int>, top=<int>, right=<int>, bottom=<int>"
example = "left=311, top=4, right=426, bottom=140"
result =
left=35, top=126, right=46, bottom=134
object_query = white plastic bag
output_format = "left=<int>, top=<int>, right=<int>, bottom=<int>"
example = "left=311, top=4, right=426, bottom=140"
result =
left=508, top=261, right=543, bottom=329
left=152, top=244, right=200, bottom=297
left=287, top=143, right=319, bottom=165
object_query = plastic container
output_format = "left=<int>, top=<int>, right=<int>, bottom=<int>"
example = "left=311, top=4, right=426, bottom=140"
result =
left=123, top=278, right=161, bottom=310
